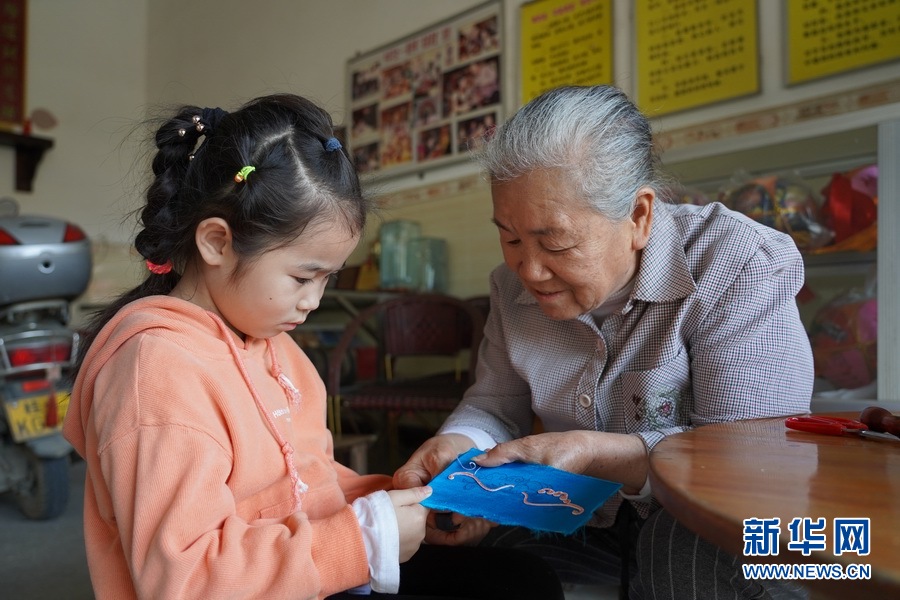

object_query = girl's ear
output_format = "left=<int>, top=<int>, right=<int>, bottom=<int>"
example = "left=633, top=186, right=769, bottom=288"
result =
left=195, top=218, right=233, bottom=267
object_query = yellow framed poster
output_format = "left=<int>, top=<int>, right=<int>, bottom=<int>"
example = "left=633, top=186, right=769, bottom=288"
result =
left=635, top=0, right=759, bottom=116
left=520, top=0, right=613, bottom=104
left=786, top=0, right=900, bottom=84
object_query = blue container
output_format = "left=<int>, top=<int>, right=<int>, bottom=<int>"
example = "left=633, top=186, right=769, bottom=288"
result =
left=379, top=220, right=421, bottom=290
left=410, top=237, right=448, bottom=292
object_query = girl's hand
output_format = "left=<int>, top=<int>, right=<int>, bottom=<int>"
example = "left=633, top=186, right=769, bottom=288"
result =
left=393, top=434, right=493, bottom=547
left=387, top=486, right=432, bottom=562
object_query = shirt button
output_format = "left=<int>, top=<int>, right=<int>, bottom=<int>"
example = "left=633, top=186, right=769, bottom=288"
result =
left=578, top=394, right=593, bottom=408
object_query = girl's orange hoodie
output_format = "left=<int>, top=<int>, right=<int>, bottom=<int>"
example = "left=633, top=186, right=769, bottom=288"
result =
left=64, top=296, right=391, bottom=599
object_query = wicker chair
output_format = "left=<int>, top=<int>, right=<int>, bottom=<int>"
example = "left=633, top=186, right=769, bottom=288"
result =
left=325, top=293, right=485, bottom=469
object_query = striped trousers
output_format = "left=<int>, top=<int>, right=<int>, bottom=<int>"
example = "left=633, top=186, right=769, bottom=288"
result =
left=479, top=505, right=808, bottom=600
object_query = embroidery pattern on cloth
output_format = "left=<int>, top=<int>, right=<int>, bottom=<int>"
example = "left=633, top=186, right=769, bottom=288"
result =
left=421, top=448, right=622, bottom=534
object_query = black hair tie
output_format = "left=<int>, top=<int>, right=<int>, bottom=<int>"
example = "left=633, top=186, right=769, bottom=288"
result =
left=201, top=107, right=228, bottom=131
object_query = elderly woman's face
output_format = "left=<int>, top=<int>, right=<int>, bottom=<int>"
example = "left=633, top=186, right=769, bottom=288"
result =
left=492, top=168, right=653, bottom=320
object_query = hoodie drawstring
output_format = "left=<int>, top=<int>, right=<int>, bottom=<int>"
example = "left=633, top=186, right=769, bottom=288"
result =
left=210, top=315, right=308, bottom=511
left=271, top=350, right=302, bottom=408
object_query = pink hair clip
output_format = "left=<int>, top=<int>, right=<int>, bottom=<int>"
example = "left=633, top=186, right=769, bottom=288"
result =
left=146, top=259, right=173, bottom=275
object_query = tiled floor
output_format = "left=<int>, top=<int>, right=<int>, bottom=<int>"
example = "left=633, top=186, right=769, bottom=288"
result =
left=0, top=457, right=93, bottom=599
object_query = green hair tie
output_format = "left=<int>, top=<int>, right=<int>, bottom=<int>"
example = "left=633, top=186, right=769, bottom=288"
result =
left=234, top=165, right=256, bottom=183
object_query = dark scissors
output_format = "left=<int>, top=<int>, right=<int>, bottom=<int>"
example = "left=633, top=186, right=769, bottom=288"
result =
left=785, top=415, right=900, bottom=442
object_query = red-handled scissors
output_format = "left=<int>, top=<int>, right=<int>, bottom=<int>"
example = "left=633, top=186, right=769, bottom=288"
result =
left=785, top=416, right=867, bottom=435
left=785, top=415, right=900, bottom=442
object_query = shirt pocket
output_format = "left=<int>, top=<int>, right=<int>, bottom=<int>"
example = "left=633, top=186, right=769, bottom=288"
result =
left=619, top=349, right=691, bottom=433
left=234, top=478, right=295, bottom=522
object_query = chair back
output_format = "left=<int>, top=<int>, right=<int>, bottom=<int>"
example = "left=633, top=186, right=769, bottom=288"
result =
left=382, top=296, right=473, bottom=358
left=462, top=295, right=490, bottom=348
left=325, top=293, right=485, bottom=397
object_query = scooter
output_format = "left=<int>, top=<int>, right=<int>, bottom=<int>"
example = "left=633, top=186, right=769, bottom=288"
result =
left=0, top=199, right=91, bottom=519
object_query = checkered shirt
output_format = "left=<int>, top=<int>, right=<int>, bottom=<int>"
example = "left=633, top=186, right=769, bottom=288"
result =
left=441, top=201, right=814, bottom=524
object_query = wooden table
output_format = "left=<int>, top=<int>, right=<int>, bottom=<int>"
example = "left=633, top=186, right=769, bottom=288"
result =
left=649, top=412, right=900, bottom=598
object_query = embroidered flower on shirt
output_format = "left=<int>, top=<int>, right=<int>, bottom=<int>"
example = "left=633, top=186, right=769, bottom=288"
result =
left=632, top=388, right=683, bottom=429
left=657, top=397, right=674, bottom=418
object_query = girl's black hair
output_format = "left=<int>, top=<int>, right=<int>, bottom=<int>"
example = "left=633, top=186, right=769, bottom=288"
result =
left=75, top=93, right=369, bottom=373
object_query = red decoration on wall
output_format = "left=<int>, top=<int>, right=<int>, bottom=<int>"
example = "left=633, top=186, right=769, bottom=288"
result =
left=0, top=0, right=26, bottom=127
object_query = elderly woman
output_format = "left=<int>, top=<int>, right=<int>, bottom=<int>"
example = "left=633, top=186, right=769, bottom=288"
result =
left=394, top=85, right=812, bottom=598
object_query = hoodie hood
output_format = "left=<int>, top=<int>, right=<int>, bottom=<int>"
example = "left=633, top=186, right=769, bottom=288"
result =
left=63, top=295, right=254, bottom=456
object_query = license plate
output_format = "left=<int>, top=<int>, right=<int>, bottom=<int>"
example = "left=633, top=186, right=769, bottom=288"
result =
left=2, top=391, right=70, bottom=442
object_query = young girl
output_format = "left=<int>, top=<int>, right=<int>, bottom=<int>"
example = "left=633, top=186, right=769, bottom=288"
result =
left=63, top=94, right=433, bottom=599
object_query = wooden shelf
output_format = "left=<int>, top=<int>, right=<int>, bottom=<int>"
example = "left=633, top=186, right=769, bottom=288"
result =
left=0, top=131, right=54, bottom=192
left=803, top=251, right=877, bottom=277
left=802, top=251, right=876, bottom=267
left=663, top=111, right=900, bottom=400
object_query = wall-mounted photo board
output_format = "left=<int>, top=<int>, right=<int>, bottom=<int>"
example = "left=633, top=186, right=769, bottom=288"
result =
left=786, top=0, right=900, bottom=85
left=635, top=0, right=759, bottom=117
left=0, top=0, right=26, bottom=128
left=346, top=1, right=502, bottom=178
left=519, top=0, right=613, bottom=105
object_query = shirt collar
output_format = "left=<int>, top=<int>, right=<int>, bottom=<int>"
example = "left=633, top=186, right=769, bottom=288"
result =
left=631, top=201, right=697, bottom=304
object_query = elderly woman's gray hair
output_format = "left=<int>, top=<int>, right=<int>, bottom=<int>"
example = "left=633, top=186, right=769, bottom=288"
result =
left=478, top=85, right=670, bottom=221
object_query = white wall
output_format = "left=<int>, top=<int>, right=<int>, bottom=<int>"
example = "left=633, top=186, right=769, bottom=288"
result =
left=10, top=0, right=900, bottom=228
left=5, top=0, right=900, bottom=302
left=4, top=0, right=487, bottom=241
left=139, top=0, right=900, bottom=299
left=4, top=0, right=148, bottom=241
left=145, top=0, right=485, bottom=112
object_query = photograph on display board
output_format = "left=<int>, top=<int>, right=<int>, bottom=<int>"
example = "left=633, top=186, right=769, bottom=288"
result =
left=351, top=104, right=378, bottom=139
left=383, top=63, right=413, bottom=99
left=412, top=48, right=443, bottom=97
left=351, top=62, right=380, bottom=102
left=414, top=95, right=441, bottom=128
left=457, top=112, right=498, bottom=153
left=442, top=57, right=501, bottom=118
left=353, top=142, right=380, bottom=175
left=418, top=124, right=452, bottom=162
left=379, top=102, right=413, bottom=168
left=458, top=14, right=500, bottom=61
left=345, top=1, right=503, bottom=177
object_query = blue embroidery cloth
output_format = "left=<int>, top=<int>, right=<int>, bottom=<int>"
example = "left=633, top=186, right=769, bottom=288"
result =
left=420, top=448, right=623, bottom=534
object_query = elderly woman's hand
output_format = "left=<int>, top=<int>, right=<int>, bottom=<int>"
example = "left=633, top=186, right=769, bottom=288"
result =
left=393, top=433, right=475, bottom=489
left=472, top=430, right=649, bottom=494
left=423, top=511, right=496, bottom=547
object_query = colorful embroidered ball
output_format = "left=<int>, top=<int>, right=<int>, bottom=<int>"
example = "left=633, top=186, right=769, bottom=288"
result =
left=808, top=295, right=877, bottom=390
left=722, top=175, right=833, bottom=250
